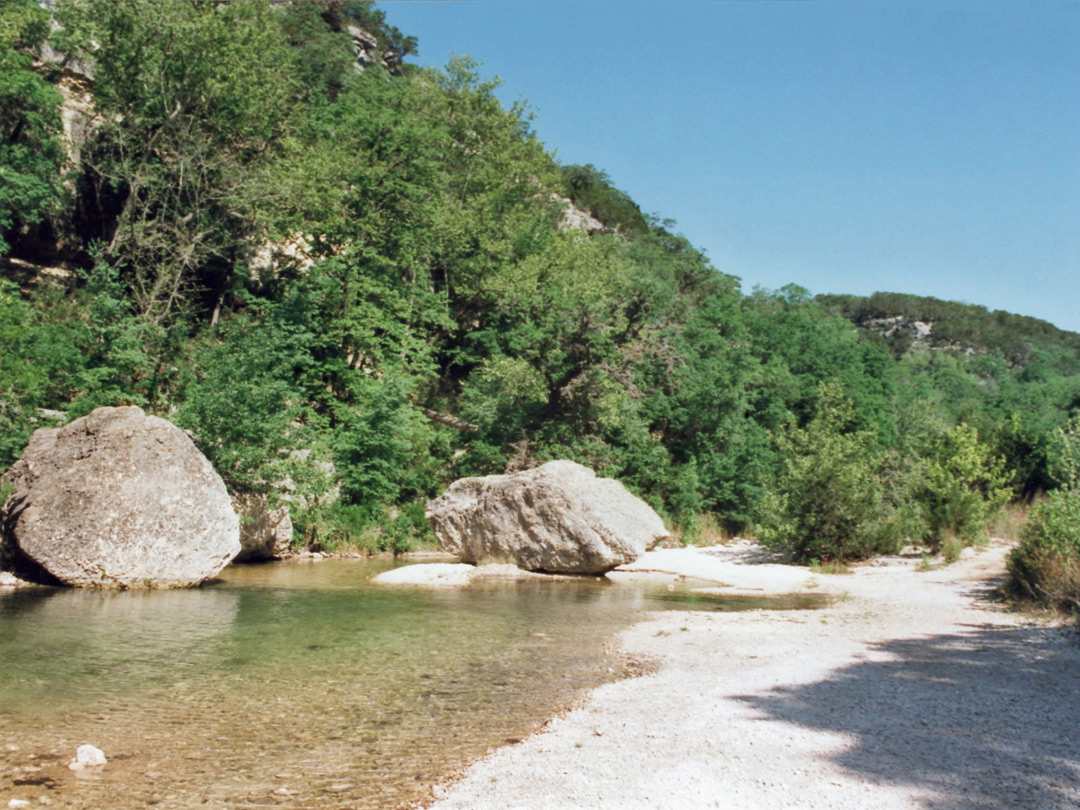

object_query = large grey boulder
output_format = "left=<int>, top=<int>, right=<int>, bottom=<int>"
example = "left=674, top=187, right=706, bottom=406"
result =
left=426, top=460, right=668, bottom=575
left=0, top=406, right=240, bottom=588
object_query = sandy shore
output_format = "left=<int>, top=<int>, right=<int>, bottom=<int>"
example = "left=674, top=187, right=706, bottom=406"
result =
left=422, top=540, right=1080, bottom=810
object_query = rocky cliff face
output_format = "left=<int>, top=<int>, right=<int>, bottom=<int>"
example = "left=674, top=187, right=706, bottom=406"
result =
left=551, top=194, right=611, bottom=236
left=865, top=316, right=934, bottom=341
left=860, top=315, right=981, bottom=356
left=36, top=30, right=98, bottom=168
left=343, top=24, right=401, bottom=74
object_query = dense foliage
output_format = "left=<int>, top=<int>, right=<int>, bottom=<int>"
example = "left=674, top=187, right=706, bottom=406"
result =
left=1007, top=418, right=1080, bottom=610
left=0, top=0, right=63, bottom=256
left=2, top=0, right=1079, bottom=568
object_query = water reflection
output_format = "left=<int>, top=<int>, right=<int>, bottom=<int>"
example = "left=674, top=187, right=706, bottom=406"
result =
left=0, top=586, right=241, bottom=713
left=0, top=561, right=642, bottom=809
left=0, top=560, right=825, bottom=809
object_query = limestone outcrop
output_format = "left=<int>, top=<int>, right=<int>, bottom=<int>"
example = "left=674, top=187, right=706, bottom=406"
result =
left=551, top=194, right=610, bottom=235
left=233, top=493, right=293, bottom=562
left=0, top=406, right=239, bottom=588
left=425, top=460, right=668, bottom=575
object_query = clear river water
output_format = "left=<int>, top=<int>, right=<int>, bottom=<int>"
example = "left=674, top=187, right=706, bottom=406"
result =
left=0, top=559, right=825, bottom=809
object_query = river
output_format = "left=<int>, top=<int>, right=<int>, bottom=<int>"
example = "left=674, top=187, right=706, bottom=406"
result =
left=0, top=559, right=820, bottom=808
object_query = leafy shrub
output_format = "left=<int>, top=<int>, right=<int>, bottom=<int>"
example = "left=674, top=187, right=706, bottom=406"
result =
left=1007, top=489, right=1080, bottom=610
left=1007, top=417, right=1080, bottom=610
left=920, top=423, right=1011, bottom=550
left=293, top=499, right=434, bottom=555
left=756, top=382, right=906, bottom=562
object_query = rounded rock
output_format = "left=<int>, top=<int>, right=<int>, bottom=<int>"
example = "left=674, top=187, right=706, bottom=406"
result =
left=1, top=406, right=239, bottom=588
left=69, top=744, right=107, bottom=770
left=426, top=460, right=668, bottom=575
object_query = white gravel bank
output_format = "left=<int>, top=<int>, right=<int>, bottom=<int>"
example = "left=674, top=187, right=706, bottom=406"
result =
left=421, top=540, right=1080, bottom=810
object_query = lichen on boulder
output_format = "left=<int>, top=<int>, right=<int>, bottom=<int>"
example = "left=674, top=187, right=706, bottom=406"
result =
left=0, top=406, right=240, bottom=588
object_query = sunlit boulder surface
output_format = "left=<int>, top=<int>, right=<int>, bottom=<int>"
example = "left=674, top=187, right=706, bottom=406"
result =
left=1, top=406, right=239, bottom=588
left=426, top=460, right=668, bottom=575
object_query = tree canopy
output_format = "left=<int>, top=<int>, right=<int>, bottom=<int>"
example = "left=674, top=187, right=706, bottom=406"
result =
left=2, top=0, right=1079, bottom=564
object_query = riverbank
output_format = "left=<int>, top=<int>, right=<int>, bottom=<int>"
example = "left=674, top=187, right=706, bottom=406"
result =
left=420, top=539, right=1080, bottom=810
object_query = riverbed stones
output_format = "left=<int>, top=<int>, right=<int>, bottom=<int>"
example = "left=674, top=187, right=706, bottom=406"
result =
left=425, top=460, right=668, bottom=575
left=372, top=562, right=583, bottom=587
left=68, top=744, right=107, bottom=770
left=0, top=406, right=240, bottom=588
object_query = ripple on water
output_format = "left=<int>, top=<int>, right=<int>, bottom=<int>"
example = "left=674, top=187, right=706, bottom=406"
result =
left=0, top=559, right=826, bottom=808
left=0, top=561, right=643, bottom=808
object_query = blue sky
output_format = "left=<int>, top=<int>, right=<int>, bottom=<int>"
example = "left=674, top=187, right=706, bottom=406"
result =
left=383, top=0, right=1080, bottom=333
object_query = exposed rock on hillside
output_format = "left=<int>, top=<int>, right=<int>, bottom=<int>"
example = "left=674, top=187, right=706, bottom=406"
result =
left=551, top=194, right=610, bottom=235
left=0, top=406, right=239, bottom=588
left=865, top=316, right=934, bottom=341
left=861, top=315, right=981, bottom=356
left=344, top=25, right=400, bottom=73
left=426, top=460, right=668, bottom=575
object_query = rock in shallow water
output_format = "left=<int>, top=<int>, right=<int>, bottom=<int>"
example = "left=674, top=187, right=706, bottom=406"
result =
left=0, top=571, right=30, bottom=588
left=425, top=460, right=668, bottom=575
left=69, top=744, right=107, bottom=770
left=0, top=406, right=239, bottom=588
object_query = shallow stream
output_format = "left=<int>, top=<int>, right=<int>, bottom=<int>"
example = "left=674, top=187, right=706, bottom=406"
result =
left=0, top=559, right=824, bottom=808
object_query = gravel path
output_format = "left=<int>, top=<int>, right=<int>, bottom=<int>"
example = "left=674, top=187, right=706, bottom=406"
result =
left=422, top=540, right=1080, bottom=810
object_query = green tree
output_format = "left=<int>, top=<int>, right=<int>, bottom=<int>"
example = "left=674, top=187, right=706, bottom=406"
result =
left=56, top=0, right=296, bottom=324
left=919, top=422, right=1010, bottom=551
left=0, top=280, right=52, bottom=466
left=756, top=382, right=906, bottom=562
left=745, top=288, right=897, bottom=437
left=173, top=294, right=318, bottom=496
left=0, top=0, right=64, bottom=255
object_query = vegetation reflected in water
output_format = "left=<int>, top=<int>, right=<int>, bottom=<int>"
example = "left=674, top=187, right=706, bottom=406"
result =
left=0, top=560, right=824, bottom=808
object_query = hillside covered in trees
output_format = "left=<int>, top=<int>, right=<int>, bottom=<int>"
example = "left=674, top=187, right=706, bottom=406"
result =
left=3, top=1, right=1080, bottom=591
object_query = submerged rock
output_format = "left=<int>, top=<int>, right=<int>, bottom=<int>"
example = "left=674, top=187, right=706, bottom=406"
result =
left=373, top=563, right=485, bottom=587
left=0, top=406, right=239, bottom=588
left=426, top=460, right=668, bottom=575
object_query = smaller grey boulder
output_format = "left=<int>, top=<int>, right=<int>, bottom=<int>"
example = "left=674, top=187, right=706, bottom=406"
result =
left=0, top=571, right=31, bottom=588
left=426, top=460, right=668, bottom=575
left=233, top=494, right=293, bottom=562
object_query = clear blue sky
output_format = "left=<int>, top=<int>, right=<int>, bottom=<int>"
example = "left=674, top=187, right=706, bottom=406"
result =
left=383, top=0, right=1080, bottom=333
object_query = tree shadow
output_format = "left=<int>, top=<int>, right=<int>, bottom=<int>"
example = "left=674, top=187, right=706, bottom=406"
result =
left=738, top=622, right=1080, bottom=809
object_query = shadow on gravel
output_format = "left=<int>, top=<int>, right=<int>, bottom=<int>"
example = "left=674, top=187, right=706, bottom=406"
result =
left=739, top=624, right=1080, bottom=810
